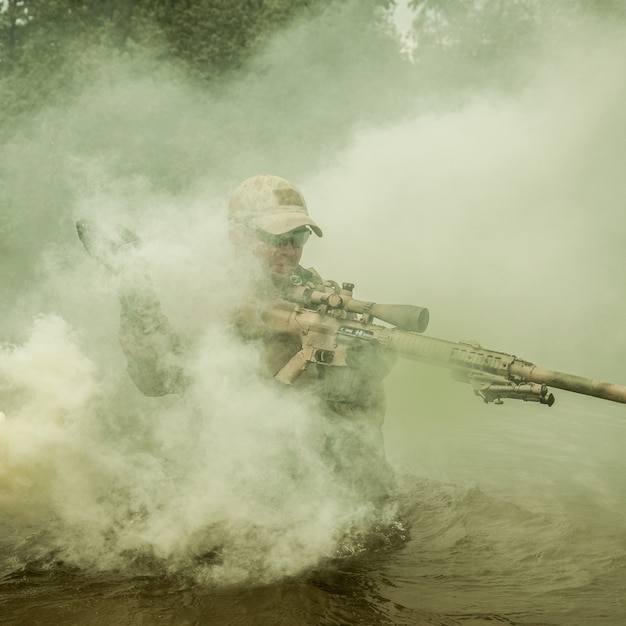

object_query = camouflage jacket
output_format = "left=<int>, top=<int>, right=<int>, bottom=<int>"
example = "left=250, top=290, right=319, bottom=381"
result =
left=118, top=265, right=390, bottom=426
left=117, top=264, right=396, bottom=498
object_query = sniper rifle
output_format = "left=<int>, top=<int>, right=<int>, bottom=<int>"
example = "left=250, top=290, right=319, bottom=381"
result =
left=254, top=278, right=626, bottom=408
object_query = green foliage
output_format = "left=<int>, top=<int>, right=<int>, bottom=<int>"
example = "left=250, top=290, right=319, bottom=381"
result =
left=0, top=0, right=398, bottom=133
left=142, top=0, right=320, bottom=77
left=139, top=0, right=396, bottom=77
left=576, top=0, right=626, bottom=19
left=0, top=0, right=407, bottom=301
left=405, top=0, right=626, bottom=93
left=406, top=0, right=543, bottom=88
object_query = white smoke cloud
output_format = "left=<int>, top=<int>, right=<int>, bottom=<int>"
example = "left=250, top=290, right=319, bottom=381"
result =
left=300, top=14, right=626, bottom=507
left=1, top=2, right=625, bottom=583
left=0, top=309, right=393, bottom=583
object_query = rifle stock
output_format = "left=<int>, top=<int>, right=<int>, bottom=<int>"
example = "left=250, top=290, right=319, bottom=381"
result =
left=259, top=282, right=626, bottom=407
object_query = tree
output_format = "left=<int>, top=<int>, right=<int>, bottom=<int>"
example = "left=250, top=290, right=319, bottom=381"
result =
left=0, top=0, right=397, bottom=131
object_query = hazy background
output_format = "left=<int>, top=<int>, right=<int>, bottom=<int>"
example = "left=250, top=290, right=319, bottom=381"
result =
left=0, top=0, right=625, bottom=594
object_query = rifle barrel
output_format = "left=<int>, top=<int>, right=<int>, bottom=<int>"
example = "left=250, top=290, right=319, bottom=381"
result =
left=383, top=328, right=626, bottom=404
left=509, top=362, right=626, bottom=404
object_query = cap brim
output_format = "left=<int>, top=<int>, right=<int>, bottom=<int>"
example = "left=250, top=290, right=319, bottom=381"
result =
left=251, top=210, right=323, bottom=237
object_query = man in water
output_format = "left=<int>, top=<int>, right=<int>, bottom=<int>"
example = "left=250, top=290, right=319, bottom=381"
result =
left=78, top=174, right=396, bottom=500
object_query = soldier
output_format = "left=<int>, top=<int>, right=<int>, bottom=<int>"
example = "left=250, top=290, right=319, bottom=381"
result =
left=77, top=174, right=396, bottom=500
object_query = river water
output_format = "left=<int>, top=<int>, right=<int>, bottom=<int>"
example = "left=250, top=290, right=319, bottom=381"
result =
left=1, top=336, right=625, bottom=625
left=2, top=450, right=625, bottom=626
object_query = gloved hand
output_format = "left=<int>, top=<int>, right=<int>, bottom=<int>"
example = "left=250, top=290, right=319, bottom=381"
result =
left=76, top=219, right=141, bottom=274
left=76, top=219, right=163, bottom=335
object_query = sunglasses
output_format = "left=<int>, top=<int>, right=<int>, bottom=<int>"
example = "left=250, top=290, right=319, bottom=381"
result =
left=253, top=227, right=311, bottom=249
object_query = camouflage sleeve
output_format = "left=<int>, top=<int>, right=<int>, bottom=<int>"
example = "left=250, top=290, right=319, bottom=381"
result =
left=117, top=282, right=188, bottom=397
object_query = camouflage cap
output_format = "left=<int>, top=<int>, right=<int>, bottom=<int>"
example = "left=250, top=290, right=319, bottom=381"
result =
left=228, top=174, right=323, bottom=237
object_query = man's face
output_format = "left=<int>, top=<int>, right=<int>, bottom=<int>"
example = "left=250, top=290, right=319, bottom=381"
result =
left=233, top=226, right=311, bottom=286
